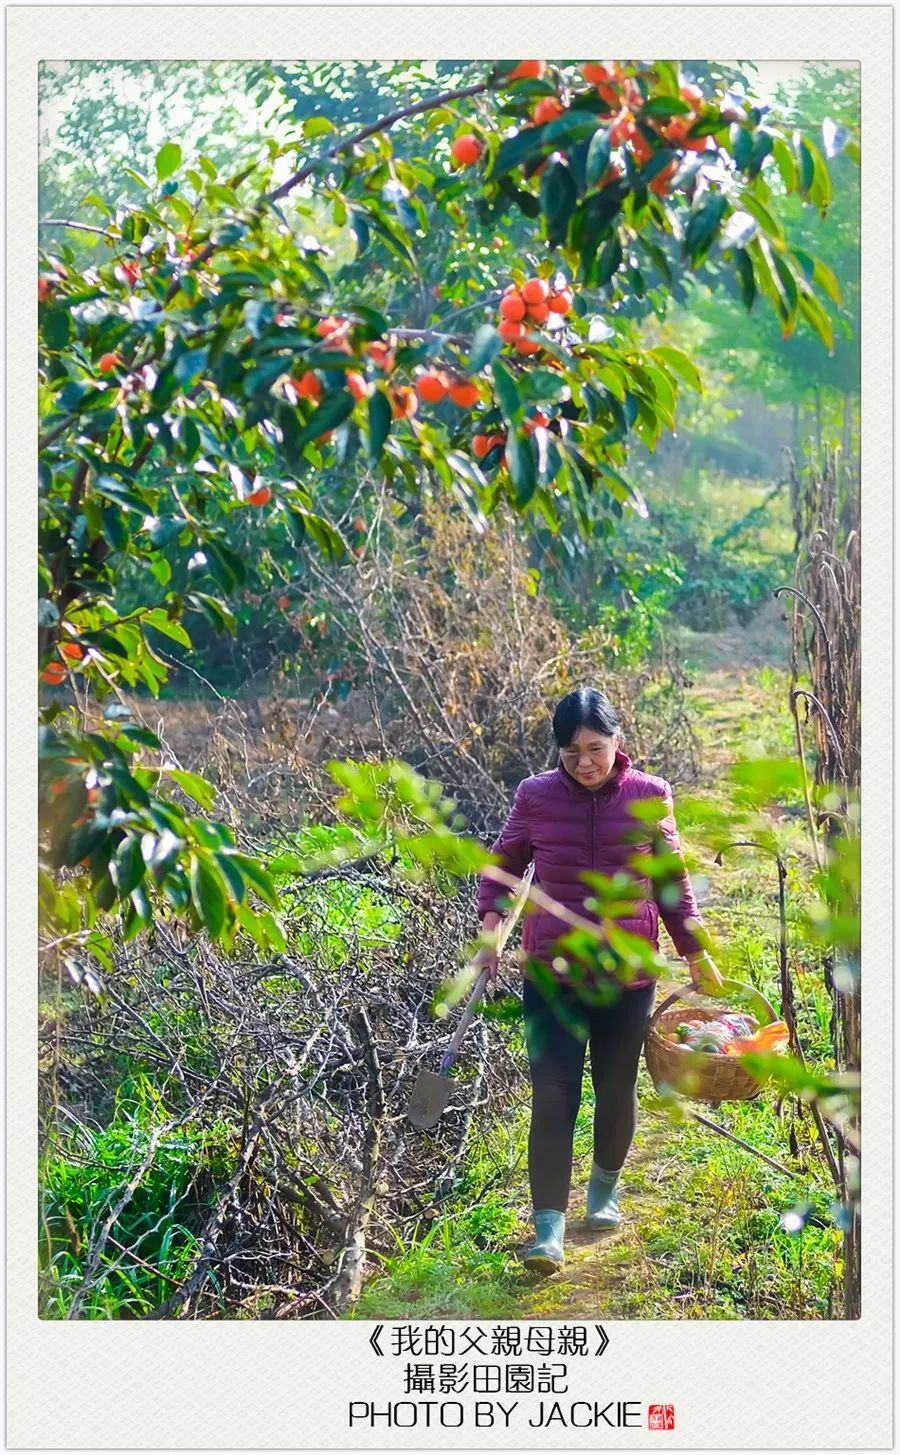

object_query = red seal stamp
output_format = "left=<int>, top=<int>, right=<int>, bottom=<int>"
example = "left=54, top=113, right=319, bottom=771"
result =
left=648, top=1404, right=675, bottom=1430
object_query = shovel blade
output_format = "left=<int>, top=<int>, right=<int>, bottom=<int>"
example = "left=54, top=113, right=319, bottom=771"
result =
left=407, top=1070, right=453, bottom=1129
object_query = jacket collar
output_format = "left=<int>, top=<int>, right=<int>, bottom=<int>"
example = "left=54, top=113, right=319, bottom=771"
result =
left=556, top=748, right=632, bottom=797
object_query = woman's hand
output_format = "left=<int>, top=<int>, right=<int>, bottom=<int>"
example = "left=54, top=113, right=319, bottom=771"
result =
left=475, top=913, right=504, bottom=990
left=687, top=951, right=725, bottom=993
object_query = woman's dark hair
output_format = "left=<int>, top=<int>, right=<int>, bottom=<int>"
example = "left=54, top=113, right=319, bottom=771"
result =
left=552, top=687, right=621, bottom=747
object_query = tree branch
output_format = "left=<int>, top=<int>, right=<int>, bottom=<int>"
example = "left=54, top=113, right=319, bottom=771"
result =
left=265, top=81, right=490, bottom=204
left=40, top=218, right=117, bottom=240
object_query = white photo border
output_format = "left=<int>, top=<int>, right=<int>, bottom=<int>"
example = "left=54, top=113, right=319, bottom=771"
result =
left=7, top=7, right=892, bottom=1449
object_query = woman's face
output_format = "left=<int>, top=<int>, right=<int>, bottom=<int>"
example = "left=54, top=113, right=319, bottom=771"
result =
left=558, top=726, right=619, bottom=788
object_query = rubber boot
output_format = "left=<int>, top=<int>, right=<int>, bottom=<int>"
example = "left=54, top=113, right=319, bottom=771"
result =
left=585, top=1161, right=622, bottom=1230
left=523, top=1209, right=565, bottom=1274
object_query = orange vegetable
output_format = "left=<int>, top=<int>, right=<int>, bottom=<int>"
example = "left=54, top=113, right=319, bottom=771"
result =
left=725, top=1021, right=790, bottom=1056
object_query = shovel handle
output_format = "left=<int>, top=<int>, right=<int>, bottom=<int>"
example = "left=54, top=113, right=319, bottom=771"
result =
left=437, top=865, right=535, bottom=1076
left=438, top=967, right=490, bottom=1075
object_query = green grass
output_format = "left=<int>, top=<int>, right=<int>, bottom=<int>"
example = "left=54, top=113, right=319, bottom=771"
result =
left=39, top=1073, right=234, bottom=1319
left=351, top=1054, right=841, bottom=1322
left=352, top=1088, right=534, bottom=1321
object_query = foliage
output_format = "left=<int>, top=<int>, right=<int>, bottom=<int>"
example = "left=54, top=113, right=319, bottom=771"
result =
left=666, top=66, right=860, bottom=417
left=38, top=57, right=856, bottom=957
left=540, top=465, right=793, bottom=652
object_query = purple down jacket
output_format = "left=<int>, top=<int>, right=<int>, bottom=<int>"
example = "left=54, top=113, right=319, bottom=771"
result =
left=476, top=750, right=704, bottom=990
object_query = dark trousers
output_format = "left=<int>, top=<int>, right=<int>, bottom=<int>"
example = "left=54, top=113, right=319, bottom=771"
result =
left=523, top=976, right=657, bottom=1214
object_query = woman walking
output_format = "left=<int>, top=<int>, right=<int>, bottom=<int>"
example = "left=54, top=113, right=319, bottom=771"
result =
left=476, top=687, right=723, bottom=1274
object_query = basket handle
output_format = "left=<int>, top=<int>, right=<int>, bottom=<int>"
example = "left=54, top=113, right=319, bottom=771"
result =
left=647, top=979, right=779, bottom=1037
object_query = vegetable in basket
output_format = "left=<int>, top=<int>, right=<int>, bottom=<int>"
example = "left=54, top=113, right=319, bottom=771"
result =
left=724, top=1021, right=790, bottom=1056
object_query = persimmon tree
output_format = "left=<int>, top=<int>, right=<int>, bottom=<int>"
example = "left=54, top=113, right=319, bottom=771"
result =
left=39, top=58, right=855, bottom=965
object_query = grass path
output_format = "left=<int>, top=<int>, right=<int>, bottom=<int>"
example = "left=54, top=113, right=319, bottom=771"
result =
left=515, top=1102, right=682, bottom=1321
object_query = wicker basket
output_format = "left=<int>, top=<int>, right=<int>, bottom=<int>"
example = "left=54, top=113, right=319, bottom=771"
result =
left=644, top=979, right=780, bottom=1105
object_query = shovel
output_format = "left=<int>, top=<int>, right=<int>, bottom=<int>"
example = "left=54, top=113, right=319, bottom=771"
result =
left=406, top=865, right=534, bottom=1129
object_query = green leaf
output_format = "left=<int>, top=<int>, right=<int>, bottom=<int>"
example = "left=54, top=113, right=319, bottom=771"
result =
left=797, top=291, right=834, bottom=351
left=809, top=254, right=841, bottom=308
left=117, top=725, right=162, bottom=751
left=54, top=379, right=94, bottom=411
left=734, top=248, right=756, bottom=310
left=542, top=111, right=608, bottom=148
left=294, top=388, right=356, bottom=450
left=258, top=911, right=287, bottom=952
left=91, top=475, right=148, bottom=513
left=173, top=348, right=209, bottom=385
left=598, top=462, right=648, bottom=517
left=350, top=210, right=370, bottom=255
left=770, top=136, right=797, bottom=191
left=124, top=885, right=152, bottom=940
left=595, top=234, right=623, bottom=286
left=505, top=431, right=537, bottom=505
left=748, top=130, right=774, bottom=179
left=467, top=325, right=503, bottom=373
left=303, top=116, right=336, bottom=139
left=363, top=209, right=416, bottom=267
left=229, top=853, right=279, bottom=909
left=214, top=850, right=247, bottom=904
left=540, top=160, right=578, bottom=248
left=738, top=189, right=784, bottom=240
left=446, top=450, right=488, bottom=491
left=155, top=143, right=182, bottom=181
left=520, top=368, right=566, bottom=403
left=167, top=768, right=216, bottom=811
left=41, top=307, right=73, bottom=351
left=683, top=194, right=728, bottom=265
left=188, top=593, right=237, bottom=634
left=189, top=852, right=226, bottom=938
left=651, top=345, right=703, bottom=393
left=730, top=125, right=753, bottom=172
left=638, top=236, right=672, bottom=285
left=491, top=358, right=523, bottom=424
left=771, top=249, right=800, bottom=326
left=585, top=128, right=612, bottom=189
left=577, top=188, right=625, bottom=282
left=795, top=134, right=815, bottom=194
left=290, top=507, right=347, bottom=559
left=654, top=61, right=681, bottom=96
left=639, top=148, right=681, bottom=185
left=111, top=835, right=145, bottom=896
left=488, top=125, right=551, bottom=180
left=367, top=388, right=392, bottom=464
left=143, top=608, right=192, bottom=648
left=235, top=903, right=268, bottom=949
left=805, top=136, right=832, bottom=214
left=643, top=92, right=693, bottom=118
left=80, top=192, right=113, bottom=216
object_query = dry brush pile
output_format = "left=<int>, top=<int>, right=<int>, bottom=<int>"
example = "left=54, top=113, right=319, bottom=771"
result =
left=40, top=865, right=527, bottom=1320
left=145, top=495, right=698, bottom=844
